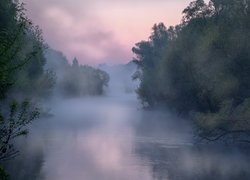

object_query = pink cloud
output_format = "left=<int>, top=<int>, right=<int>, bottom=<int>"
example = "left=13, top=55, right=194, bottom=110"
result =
left=22, top=0, right=201, bottom=65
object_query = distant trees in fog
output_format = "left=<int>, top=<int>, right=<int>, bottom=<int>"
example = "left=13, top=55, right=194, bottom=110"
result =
left=133, top=0, right=250, bottom=143
left=45, top=49, right=109, bottom=97
left=0, top=0, right=109, bottom=177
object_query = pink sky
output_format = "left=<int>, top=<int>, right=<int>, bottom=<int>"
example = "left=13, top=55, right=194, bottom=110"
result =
left=22, top=0, right=206, bottom=65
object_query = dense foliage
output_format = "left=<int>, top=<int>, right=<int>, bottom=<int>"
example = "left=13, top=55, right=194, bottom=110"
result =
left=0, top=0, right=55, bottom=100
left=133, top=0, right=250, bottom=143
left=45, top=49, right=109, bottom=97
left=0, top=1, right=110, bottom=178
left=0, top=0, right=54, bottom=176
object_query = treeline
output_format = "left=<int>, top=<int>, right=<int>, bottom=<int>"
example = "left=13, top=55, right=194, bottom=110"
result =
left=45, top=49, right=109, bottom=97
left=133, top=0, right=250, bottom=143
left=0, top=0, right=109, bottom=177
left=0, top=1, right=55, bottom=100
left=0, top=0, right=55, bottom=170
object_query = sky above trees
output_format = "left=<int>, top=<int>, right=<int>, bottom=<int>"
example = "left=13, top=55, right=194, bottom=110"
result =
left=21, top=0, right=208, bottom=65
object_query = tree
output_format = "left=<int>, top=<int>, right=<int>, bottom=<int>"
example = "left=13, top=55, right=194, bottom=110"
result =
left=182, top=0, right=215, bottom=23
left=0, top=0, right=55, bottom=100
left=132, top=23, right=170, bottom=106
left=72, top=57, right=79, bottom=69
left=0, top=0, right=54, bottom=176
left=0, top=101, right=39, bottom=161
left=133, top=0, right=250, bottom=143
left=45, top=49, right=109, bottom=97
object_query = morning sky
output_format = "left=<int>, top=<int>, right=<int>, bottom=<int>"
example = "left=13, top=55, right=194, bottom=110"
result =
left=22, top=0, right=208, bottom=65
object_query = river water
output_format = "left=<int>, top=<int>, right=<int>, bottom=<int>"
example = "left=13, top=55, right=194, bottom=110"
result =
left=5, top=93, right=250, bottom=180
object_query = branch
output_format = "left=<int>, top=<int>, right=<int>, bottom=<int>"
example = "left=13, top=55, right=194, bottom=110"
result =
left=0, top=49, right=39, bottom=73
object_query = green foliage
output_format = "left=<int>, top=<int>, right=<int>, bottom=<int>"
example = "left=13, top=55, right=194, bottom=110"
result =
left=0, top=166, right=9, bottom=180
left=133, top=0, right=250, bottom=143
left=0, top=0, right=52, bottom=173
left=0, top=0, right=54, bottom=177
left=0, top=0, right=55, bottom=100
left=0, top=0, right=31, bottom=98
left=194, top=99, right=250, bottom=142
left=132, top=23, right=172, bottom=106
left=0, top=100, right=40, bottom=161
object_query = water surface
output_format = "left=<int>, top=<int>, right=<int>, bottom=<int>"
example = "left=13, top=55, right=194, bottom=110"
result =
left=6, top=94, right=250, bottom=180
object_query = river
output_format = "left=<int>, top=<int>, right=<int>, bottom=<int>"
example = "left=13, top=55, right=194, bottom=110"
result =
left=5, top=92, right=250, bottom=180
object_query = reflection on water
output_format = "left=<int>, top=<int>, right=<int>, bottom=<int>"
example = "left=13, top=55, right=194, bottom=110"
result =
left=5, top=94, right=250, bottom=180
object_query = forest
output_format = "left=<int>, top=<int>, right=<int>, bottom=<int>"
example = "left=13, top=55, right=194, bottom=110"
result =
left=133, top=0, right=250, bottom=144
left=0, top=0, right=109, bottom=178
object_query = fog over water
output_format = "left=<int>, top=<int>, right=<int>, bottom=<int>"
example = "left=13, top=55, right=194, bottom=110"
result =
left=5, top=69, right=250, bottom=180
left=2, top=0, right=250, bottom=179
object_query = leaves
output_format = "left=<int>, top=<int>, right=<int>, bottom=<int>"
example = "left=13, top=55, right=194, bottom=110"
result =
left=0, top=100, right=40, bottom=161
left=134, top=0, right=250, bottom=143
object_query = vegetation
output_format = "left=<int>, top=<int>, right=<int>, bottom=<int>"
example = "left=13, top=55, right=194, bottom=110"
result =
left=45, top=49, right=110, bottom=97
left=0, top=1, right=110, bottom=178
left=0, top=1, right=56, bottom=177
left=0, top=0, right=55, bottom=100
left=133, top=0, right=250, bottom=143
left=0, top=0, right=111, bottom=166
left=0, top=101, right=39, bottom=161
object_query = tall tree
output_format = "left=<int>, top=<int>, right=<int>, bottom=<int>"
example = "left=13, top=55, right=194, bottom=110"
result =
left=133, top=0, right=250, bottom=143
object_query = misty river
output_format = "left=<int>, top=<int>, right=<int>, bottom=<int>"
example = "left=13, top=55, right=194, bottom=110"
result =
left=5, top=92, right=250, bottom=180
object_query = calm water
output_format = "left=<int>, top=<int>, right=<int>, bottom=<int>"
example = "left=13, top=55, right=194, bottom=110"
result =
left=6, top=94, right=250, bottom=180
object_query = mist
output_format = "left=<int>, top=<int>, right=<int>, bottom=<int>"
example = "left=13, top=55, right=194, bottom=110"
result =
left=4, top=89, right=250, bottom=180
left=99, top=62, right=139, bottom=96
left=1, top=0, right=250, bottom=180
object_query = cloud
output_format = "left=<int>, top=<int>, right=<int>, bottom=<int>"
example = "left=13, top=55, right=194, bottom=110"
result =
left=27, top=4, right=128, bottom=64
left=22, top=0, right=197, bottom=65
